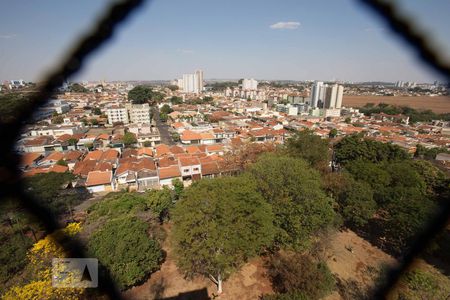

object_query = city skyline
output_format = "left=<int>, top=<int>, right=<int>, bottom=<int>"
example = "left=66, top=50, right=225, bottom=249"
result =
left=1, top=0, right=449, bottom=82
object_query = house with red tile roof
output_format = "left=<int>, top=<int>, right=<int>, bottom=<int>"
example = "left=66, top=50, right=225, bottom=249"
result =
left=200, top=161, right=220, bottom=178
left=158, top=165, right=182, bottom=187
left=155, top=144, right=171, bottom=157
left=206, top=144, right=224, bottom=155
left=20, top=153, right=43, bottom=170
left=179, top=156, right=201, bottom=182
left=180, top=130, right=202, bottom=145
left=39, top=151, right=64, bottom=166
left=73, top=160, right=97, bottom=177
left=86, top=170, right=114, bottom=193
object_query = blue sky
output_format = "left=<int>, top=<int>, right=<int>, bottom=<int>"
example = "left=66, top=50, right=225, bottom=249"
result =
left=0, top=0, right=449, bottom=82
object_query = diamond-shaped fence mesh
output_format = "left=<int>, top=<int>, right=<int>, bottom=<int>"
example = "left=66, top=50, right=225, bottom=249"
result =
left=0, top=0, right=448, bottom=299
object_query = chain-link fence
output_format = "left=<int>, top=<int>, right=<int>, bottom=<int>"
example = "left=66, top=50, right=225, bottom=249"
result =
left=0, top=0, right=449, bottom=299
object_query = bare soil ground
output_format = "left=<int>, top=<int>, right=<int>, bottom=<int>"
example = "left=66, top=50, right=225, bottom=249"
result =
left=123, top=224, right=273, bottom=300
left=343, top=95, right=450, bottom=113
left=123, top=227, right=448, bottom=300
left=326, top=229, right=396, bottom=285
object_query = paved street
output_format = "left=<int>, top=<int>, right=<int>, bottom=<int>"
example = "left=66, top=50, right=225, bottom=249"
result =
left=152, top=107, right=175, bottom=145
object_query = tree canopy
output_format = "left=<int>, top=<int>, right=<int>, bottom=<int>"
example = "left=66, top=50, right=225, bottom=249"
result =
left=248, top=154, right=336, bottom=250
left=69, top=83, right=88, bottom=93
left=334, top=134, right=409, bottom=165
left=88, top=216, right=163, bottom=290
left=285, top=129, right=329, bottom=169
left=123, top=132, right=137, bottom=147
left=128, top=85, right=164, bottom=105
left=267, top=252, right=334, bottom=299
left=172, top=176, right=275, bottom=293
left=24, top=172, right=88, bottom=217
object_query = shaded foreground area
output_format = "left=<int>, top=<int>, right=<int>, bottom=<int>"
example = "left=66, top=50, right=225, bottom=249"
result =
left=343, top=96, right=450, bottom=113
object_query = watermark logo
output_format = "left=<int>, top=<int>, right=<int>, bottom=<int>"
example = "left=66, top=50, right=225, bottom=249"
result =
left=52, top=258, right=98, bottom=288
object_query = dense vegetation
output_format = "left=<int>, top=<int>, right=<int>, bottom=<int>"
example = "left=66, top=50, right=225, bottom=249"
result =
left=333, top=134, right=448, bottom=255
left=69, top=83, right=89, bottom=93
left=88, top=216, right=163, bottom=289
left=85, top=191, right=170, bottom=290
left=127, top=85, right=165, bottom=105
left=24, top=172, right=88, bottom=217
left=248, top=154, right=336, bottom=250
left=265, top=252, right=335, bottom=300
left=204, top=81, right=238, bottom=91
left=359, top=103, right=450, bottom=122
left=0, top=92, right=33, bottom=124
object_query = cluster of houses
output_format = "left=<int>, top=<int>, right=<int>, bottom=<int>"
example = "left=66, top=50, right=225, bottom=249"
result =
left=21, top=143, right=231, bottom=193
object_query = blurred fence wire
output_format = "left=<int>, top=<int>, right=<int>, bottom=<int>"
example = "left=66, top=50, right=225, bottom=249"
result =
left=0, top=0, right=449, bottom=299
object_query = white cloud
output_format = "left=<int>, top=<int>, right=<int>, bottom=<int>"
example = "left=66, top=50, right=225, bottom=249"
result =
left=270, top=22, right=300, bottom=30
left=177, top=49, right=194, bottom=54
left=0, top=34, right=17, bottom=39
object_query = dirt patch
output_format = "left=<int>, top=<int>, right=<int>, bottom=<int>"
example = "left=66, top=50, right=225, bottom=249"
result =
left=325, top=229, right=397, bottom=297
left=343, top=95, right=450, bottom=113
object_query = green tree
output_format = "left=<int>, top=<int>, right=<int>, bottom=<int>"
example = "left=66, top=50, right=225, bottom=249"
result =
left=172, top=178, right=184, bottom=201
left=128, top=85, right=154, bottom=104
left=334, top=135, right=409, bottom=165
left=285, top=129, right=329, bottom=168
left=51, top=115, right=64, bottom=124
left=160, top=104, right=173, bottom=115
left=267, top=252, right=334, bottom=299
left=92, top=107, right=101, bottom=115
left=67, top=138, right=78, bottom=146
left=0, top=233, right=33, bottom=285
left=24, top=172, right=88, bottom=218
left=169, top=96, right=183, bottom=105
left=345, top=160, right=391, bottom=204
left=337, top=180, right=377, bottom=227
left=55, top=159, right=68, bottom=167
left=128, top=85, right=164, bottom=105
left=123, top=132, right=137, bottom=147
left=146, top=188, right=172, bottom=222
left=248, top=154, right=336, bottom=250
left=328, top=128, right=338, bottom=138
left=172, top=176, right=275, bottom=294
left=89, top=118, right=98, bottom=125
left=167, top=85, right=179, bottom=91
left=88, top=216, right=163, bottom=290
left=69, top=83, right=88, bottom=93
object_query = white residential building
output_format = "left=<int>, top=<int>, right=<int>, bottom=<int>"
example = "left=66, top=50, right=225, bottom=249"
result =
left=106, top=106, right=129, bottom=124
left=128, top=103, right=151, bottom=124
left=242, top=78, right=258, bottom=91
left=179, top=69, right=204, bottom=93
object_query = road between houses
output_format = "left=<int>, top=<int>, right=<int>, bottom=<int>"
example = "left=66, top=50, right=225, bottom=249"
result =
left=152, top=107, right=175, bottom=146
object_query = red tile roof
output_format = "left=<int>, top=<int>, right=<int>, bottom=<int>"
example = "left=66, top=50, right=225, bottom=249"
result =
left=84, top=150, right=103, bottom=161
left=179, top=156, right=200, bottom=167
left=21, top=153, right=42, bottom=167
left=155, top=144, right=171, bottom=157
left=181, top=130, right=202, bottom=141
left=158, top=156, right=178, bottom=168
left=158, top=165, right=181, bottom=179
left=42, top=151, right=64, bottom=162
left=86, top=170, right=112, bottom=186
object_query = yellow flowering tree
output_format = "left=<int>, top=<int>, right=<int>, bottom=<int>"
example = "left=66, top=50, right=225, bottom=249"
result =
left=2, top=223, right=85, bottom=300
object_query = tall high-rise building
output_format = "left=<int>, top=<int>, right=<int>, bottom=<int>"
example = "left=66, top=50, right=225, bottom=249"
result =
left=335, top=85, right=343, bottom=109
left=310, top=81, right=325, bottom=108
left=178, top=69, right=204, bottom=93
left=195, top=69, right=204, bottom=93
left=242, top=78, right=258, bottom=91
left=324, top=84, right=338, bottom=108
left=324, top=84, right=344, bottom=109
